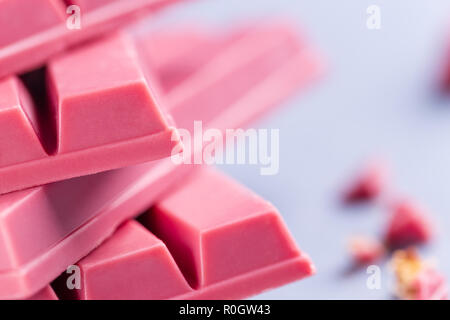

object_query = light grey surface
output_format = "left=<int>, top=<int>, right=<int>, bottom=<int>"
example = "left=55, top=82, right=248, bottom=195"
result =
left=155, top=0, right=450, bottom=299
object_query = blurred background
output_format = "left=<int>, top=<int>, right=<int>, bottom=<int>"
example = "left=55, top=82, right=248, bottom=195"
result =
left=146, top=0, right=450, bottom=299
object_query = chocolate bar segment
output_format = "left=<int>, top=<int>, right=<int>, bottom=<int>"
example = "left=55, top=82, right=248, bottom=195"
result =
left=53, top=221, right=192, bottom=300
left=0, top=0, right=182, bottom=78
left=27, top=286, right=58, bottom=300
left=0, top=0, right=65, bottom=49
left=136, top=27, right=247, bottom=94
left=47, top=34, right=168, bottom=153
left=0, top=24, right=323, bottom=299
left=165, top=24, right=308, bottom=130
left=66, top=0, right=120, bottom=12
left=143, top=168, right=307, bottom=289
left=53, top=169, right=314, bottom=300
left=0, top=77, right=48, bottom=168
left=0, top=33, right=182, bottom=194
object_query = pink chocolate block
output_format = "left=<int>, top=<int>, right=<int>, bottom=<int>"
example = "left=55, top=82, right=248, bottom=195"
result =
left=135, top=28, right=210, bottom=73
left=136, top=27, right=250, bottom=94
left=0, top=77, right=48, bottom=168
left=0, top=0, right=181, bottom=78
left=53, top=169, right=314, bottom=300
left=47, top=34, right=168, bottom=153
left=0, top=34, right=182, bottom=195
left=66, top=0, right=122, bottom=12
left=145, top=168, right=314, bottom=297
left=27, top=286, right=58, bottom=301
left=53, top=221, right=192, bottom=300
left=0, top=0, right=66, bottom=49
left=137, top=30, right=215, bottom=94
left=164, top=24, right=317, bottom=131
left=0, top=24, right=323, bottom=300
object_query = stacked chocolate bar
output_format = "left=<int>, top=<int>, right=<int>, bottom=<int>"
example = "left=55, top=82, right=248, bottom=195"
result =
left=0, top=0, right=322, bottom=300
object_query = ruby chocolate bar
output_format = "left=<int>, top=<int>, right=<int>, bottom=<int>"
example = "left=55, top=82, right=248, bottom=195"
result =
left=0, top=24, right=323, bottom=299
left=53, top=168, right=314, bottom=300
left=0, top=0, right=181, bottom=78
left=0, top=33, right=181, bottom=195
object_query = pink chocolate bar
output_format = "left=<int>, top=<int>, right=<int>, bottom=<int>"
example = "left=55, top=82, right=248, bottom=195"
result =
left=0, top=0, right=65, bottom=48
left=68, top=0, right=125, bottom=12
left=135, top=26, right=252, bottom=94
left=0, top=33, right=181, bottom=195
left=53, top=168, right=314, bottom=300
left=0, top=24, right=323, bottom=299
left=27, top=286, right=58, bottom=301
left=0, top=0, right=181, bottom=78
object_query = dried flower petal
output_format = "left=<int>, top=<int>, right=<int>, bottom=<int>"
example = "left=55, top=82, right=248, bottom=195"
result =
left=344, top=162, right=385, bottom=203
left=385, top=201, right=434, bottom=248
left=348, top=235, right=385, bottom=265
left=391, top=248, right=447, bottom=300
